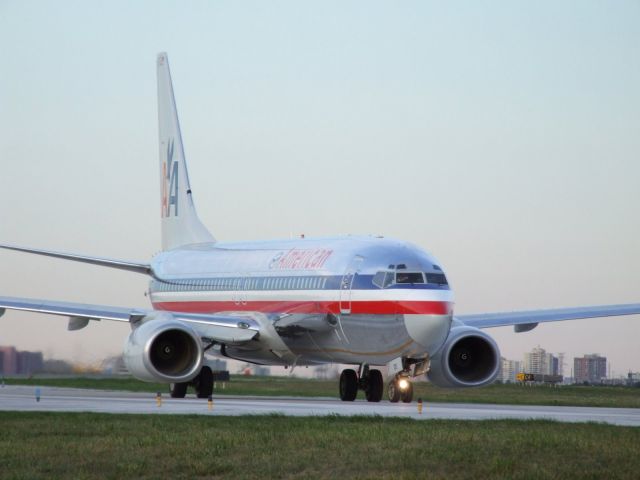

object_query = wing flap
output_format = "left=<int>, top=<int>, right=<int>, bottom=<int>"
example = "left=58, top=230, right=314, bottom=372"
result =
left=458, top=303, right=640, bottom=329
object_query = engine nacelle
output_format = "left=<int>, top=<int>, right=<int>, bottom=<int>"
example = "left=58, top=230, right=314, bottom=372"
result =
left=123, top=315, right=203, bottom=383
left=427, top=326, right=500, bottom=388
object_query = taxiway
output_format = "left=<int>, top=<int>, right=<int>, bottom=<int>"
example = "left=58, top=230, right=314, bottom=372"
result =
left=1, top=385, right=638, bottom=426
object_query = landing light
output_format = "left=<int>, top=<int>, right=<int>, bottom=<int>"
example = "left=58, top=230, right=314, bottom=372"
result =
left=398, top=378, right=409, bottom=391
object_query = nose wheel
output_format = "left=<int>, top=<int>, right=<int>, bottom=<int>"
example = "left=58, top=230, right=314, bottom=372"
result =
left=388, top=376, right=413, bottom=403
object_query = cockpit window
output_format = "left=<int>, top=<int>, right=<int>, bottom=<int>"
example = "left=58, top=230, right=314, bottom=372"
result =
left=372, top=271, right=386, bottom=288
left=373, top=271, right=447, bottom=287
left=426, top=273, right=448, bottom=285
left=395, top=272, right=425, bottom=284
left=373, top=271, right=401, bottom=288
left=383, top=271, right=395, bottom=287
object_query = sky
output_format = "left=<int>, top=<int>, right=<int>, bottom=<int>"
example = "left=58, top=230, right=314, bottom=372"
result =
left=0, top=1, right=639, bottom=376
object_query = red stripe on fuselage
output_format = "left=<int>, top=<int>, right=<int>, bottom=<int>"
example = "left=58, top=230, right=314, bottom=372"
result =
left=152, top=300, right=453, bottom=316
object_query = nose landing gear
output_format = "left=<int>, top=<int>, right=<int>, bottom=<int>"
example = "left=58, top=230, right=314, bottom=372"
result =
left=339, top=365, right=384, bottom=402
left=387, top=375, right=413, bottom=403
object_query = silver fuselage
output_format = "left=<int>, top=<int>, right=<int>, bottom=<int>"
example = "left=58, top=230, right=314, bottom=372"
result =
left=148, top=235, right=454, bottom=366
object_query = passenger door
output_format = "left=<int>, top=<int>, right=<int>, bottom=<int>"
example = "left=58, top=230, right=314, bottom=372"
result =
left=339, top=256, right=363, bottom=315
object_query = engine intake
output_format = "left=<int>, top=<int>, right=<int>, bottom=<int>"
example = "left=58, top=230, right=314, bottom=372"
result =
left=124, top=315, right=203, bottom=383
left=427, top=326, right=500, bottom=388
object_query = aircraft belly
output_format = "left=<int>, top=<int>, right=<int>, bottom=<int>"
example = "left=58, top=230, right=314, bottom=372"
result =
left=282, top=314, right=415, bottom=366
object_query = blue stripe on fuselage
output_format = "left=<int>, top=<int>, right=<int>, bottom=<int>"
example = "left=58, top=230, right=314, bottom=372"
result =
left=149, top=274, right=450, bottom=293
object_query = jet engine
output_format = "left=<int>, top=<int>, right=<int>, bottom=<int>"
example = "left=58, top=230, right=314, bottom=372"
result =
left=426, top=326, right=500, bottom=388
left=123, top=315, right=203, bottom=383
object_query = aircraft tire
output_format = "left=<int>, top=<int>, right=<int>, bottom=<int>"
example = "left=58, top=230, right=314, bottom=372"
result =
left=400, top=382, right=414, bottom=403
left=195, top=366, right=214, bottom=398
left=387, top=379, right=401, bottom=403
left=365, top=369, right=383, bottom=402
left=339, top=369, right=358, bottom=401
left=170, top=382, right=188, bottom=398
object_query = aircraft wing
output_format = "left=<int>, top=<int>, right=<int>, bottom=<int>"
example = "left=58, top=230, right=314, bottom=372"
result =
left=0, top=296, right=259, bottom=344
left=0, top=244, right=152, bottom=275
left=458, top=303, right=640, bottom=332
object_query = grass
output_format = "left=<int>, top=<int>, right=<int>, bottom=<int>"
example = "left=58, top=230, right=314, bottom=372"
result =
left=0, top=412, right=638, bottom=479
left=5, top=375, right=640, bottom=408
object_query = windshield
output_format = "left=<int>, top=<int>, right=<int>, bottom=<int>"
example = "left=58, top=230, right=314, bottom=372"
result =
left=373, top=270, right=448, bottom=288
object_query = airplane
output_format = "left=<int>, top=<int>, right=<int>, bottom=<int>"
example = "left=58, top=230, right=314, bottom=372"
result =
left=1, top=53, right=639, bottom=403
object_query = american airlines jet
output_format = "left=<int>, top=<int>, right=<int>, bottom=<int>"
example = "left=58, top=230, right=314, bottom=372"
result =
left=1, top=53, right=639, bottom=403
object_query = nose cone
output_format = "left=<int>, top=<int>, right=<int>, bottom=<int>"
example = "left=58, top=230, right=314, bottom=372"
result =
left=404, top=313, right=452, bottom=355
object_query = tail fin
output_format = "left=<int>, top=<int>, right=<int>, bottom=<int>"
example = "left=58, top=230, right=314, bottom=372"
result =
left=157, top=52, right=215, bottom=250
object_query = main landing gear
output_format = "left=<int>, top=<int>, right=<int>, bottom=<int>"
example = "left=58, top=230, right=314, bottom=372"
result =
left=339, top=365, right=384, bottom=402
left=170, top=366, right=213, bottom=399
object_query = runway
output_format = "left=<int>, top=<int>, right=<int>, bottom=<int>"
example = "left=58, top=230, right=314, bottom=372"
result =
left=1, top=385, right=639, bottom=426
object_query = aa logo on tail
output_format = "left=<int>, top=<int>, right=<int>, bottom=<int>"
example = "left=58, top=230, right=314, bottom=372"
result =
left=162, top=138, right=179, bottom=217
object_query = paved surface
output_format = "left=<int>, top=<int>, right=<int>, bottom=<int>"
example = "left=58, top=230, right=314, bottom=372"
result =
left=1, top=385, right=639, bottom=426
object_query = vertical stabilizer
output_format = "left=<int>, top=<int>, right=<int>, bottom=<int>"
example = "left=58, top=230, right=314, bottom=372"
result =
left=157, top=53, right=215, bottom=250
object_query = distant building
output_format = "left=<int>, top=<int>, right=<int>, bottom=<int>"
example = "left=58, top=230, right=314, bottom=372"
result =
left=253, top=366, right=271, bottom=376
left=0, top=346, right=43, bottom=375
left=524, top=346, right=558, bottom=376
left=101, top=356, right=129, bottom=376
left=207, top=358, right=228, bottom=372
left=42, top=359, right=74, bottom=375
left=627, top=372, right=640, bottom=386
left=574, top=354, right=607, bottom=384
left=314, top=364, right=338, bottom=380
left=499, top=357, right=523, bottom=383
left=0, top=346, right=18, bottom=375
left=16, top=351, right=43, bottom=375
